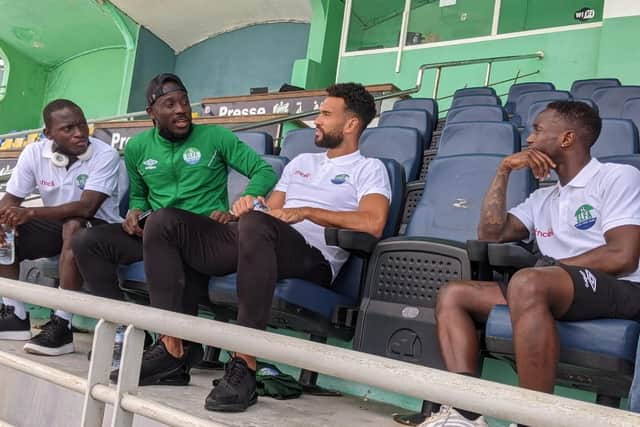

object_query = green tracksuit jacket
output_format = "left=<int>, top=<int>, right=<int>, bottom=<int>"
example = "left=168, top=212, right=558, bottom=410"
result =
left=124, top=124, right=277, bottom=215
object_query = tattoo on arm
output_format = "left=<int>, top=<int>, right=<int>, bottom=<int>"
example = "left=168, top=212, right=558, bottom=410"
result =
left=478, top=170, right=509, bottom=241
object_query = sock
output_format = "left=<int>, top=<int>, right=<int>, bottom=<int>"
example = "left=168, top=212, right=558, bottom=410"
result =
left=3, top=298, right=26, bottom=320
left=53, top=310, right=73, bottom=329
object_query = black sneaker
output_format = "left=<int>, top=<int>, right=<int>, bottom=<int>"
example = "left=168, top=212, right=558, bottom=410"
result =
left=205, top=357, right=257, bottom=412
left=110, top=339, right=191, bottom=386
left=0, top=305, right=32, bottom=341
left=23, top=315, right=74, bottom=356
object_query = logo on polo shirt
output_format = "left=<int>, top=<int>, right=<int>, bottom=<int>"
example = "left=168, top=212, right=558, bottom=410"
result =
left=183, top=148, right=201, bottom=165
left=574, top=204, right=597, bottom=230
left=76, top=174, right=88, bottom=190
left=331, top=174, right=349, bottom=184
left=143, top=159, right=158, bottom=170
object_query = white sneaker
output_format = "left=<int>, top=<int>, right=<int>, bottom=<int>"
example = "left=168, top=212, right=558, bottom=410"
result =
left=418, top=406, right=489, bottom=427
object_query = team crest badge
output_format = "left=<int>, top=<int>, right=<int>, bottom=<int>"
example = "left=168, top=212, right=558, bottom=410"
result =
left=574, top=204, right=597, bottom=230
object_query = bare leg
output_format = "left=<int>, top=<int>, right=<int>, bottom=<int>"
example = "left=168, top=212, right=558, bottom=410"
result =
left=507, top=267, right=573, bottom=392
left=435, top=280, right=506, bottom=375
left=59, top=219, right=85, bottom=291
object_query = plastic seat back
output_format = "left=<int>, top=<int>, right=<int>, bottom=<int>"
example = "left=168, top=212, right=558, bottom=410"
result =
left=227, top=155, right=288, bottom=205
left=513, top=90, right=571, bottom=127
left=280, top=129, right=324, bottom=160
left=360, top=127, right=422, bottom=182
left=453, top=87, right=497, bottom=98
left=234, top=131, right=274, bottom=155
left=505, top=82, right=555, bottom=114
left=406, top=154, right=534, bottom=242
left=592, top=86, right=640, bottom=118
left=378, top=109, right=432, bottom=149
left=591, top=119, right=639, bottom=158
left=622, top=97, right=640, bottom=131
left=393, top=98, right=439, bottom=125
left=445, top=105, right=507, bottom=125
left=450, top=95, right=500, bottom=109
left=570, top=78, right=621, bottom=99
left=438, top=122, right=520, bottom=157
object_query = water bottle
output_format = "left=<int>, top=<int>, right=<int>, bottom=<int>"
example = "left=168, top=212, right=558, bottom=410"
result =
left=253, top=198, right=270, bottom=213
left=0, top=226, right=15, bottom=265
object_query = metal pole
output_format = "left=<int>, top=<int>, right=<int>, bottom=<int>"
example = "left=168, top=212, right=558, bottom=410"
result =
left=485, top=62, right=493, bottom=87
left=0, top=280, right=638, bottom=427
left=432, top=67, right=442, bottom=99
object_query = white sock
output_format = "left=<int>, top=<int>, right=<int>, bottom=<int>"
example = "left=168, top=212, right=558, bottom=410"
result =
left=54, top=310, right=73, bottom=329
left=2, top=298, right=27, bottom=320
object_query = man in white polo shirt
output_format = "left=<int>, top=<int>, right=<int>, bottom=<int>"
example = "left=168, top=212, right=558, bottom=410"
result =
left=419, top=100, right=640, bottom=427
left=108, top=83, right=391, bottom=411
left=0, top=99, right=121, bottom=357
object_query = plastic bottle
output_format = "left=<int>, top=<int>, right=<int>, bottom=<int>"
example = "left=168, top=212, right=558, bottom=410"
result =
left=253, top=198, right=270, bottom=213
left=0, top=226, right=15, bottom=265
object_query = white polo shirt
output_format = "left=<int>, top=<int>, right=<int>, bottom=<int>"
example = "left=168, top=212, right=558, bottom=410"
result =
left=509, top=158, right=640, bottom=282
left=6, top=137, right=122, bottom=224
left=275, top=150, right=392, bottom=280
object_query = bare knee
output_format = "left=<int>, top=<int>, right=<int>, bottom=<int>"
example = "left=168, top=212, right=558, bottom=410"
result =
left=436, top=281, right=474, bottom=318
left=62, top=219, right=85, bottom=249
left=507, top=268, right=550, bottom=315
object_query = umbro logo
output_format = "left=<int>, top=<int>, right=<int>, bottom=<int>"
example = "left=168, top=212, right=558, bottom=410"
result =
left=143, top=159, right=158, bottom=170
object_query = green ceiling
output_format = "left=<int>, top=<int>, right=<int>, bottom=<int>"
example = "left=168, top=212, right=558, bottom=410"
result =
left=0, top=0, right=137, bottom=67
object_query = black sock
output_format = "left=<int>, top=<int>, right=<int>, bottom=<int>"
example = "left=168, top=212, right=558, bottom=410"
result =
left=453, top=373, right=481, bottom=421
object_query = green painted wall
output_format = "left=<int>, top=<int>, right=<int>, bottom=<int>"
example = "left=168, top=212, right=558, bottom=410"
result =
left=596, top=15, right=640, bottom=84
left=291, top=0, right=345, bottom=89
left=128, top=27, right=176, bottom=113
left=338, top=27, right=604, bottom=114
left=0, top=42, right=46, bottom=133
left=43, top=47, right=133, bottom=121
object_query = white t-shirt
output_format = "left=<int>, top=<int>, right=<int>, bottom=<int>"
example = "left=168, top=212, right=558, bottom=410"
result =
left=509, top=158, right=640, bottom=282
left=6, top=137, right=122, bottom=224
left=275, top=151, right=392, bottom=279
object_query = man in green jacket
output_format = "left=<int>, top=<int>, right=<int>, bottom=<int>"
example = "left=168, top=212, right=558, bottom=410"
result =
left=72, top=74, right=277, bottom=377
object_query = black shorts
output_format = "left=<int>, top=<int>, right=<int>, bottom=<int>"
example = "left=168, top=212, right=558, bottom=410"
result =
left=15, top=218, right=108, bottom=262
left=558, top=265, right=640, bottom=321
left=500, top=265, right=640, bottom=321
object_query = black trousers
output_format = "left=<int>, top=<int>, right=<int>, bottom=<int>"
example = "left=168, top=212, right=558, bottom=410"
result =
left=17, top=218, right=105, bottom=261
left=142, top=208, right=333, bottom=330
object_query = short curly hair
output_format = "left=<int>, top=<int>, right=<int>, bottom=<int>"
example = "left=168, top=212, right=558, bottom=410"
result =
left=43, top=99, right=84, bottom=128
left=546, top=100, right=602, bottom=146
left=326, top=83, right=376, bottom=132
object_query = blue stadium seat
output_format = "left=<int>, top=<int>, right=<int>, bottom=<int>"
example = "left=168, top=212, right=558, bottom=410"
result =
left=574, top=98, right=598, bottom=110
left=592, top=86, right=640, bottom=118
left=485, top=304, right=639, bottom=406
left=437, top=122, right=520, bottom=157
left=354, top=154, right=534, bottom=368
left=378, top=109, right=433, bottom=149
left=453, top=87, right=497, bottom=98
left=622, top=97, right=640, bottom=131
left=393, top=98, right=439, bottom=127
left=591, top=119, right=639, bottom=158
left=279, top=129, right=324, bottom=160
left=600, top=154, right=640, bottom=170
left=505, top=82, right=555, bottom=114
left=450, top=95, right=500, bottom=109
left=207, top=158, right=406, bottom=389
left=512, top=90, right=572, bottom=127
left=234, top=131, right=274, bottom=155
left=227, top=155, right=289, bottom=206
left=360, top=126, right=422, bottom=182
left=570, top=78, right=621, bottom=99
left=445, top=105, right=507, bottom=125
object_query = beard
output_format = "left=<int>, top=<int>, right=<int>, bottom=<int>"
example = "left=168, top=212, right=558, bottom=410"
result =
left=315, top=129, right=343, bottom=149
left=158, top=123, right=193, bottom=142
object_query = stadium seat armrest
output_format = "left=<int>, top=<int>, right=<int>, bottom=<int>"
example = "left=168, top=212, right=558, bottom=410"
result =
left=466, top=240, right=490, bottom=263
left=488, top=242, right=538, bottom=269
left=324, top=228, right=379, bottom=255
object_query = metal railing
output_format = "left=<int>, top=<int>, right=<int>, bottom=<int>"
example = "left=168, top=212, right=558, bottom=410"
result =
left=0, top=51, right=544, bottom=140
left=0, top=279, right=639, bottom=427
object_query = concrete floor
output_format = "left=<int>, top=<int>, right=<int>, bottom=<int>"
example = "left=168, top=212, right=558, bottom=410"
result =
left=0, top=330, right=406, bottom=427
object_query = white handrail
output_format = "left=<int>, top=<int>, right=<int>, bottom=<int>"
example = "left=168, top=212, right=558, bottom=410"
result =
left=0, top=279, right=639, bottom=427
